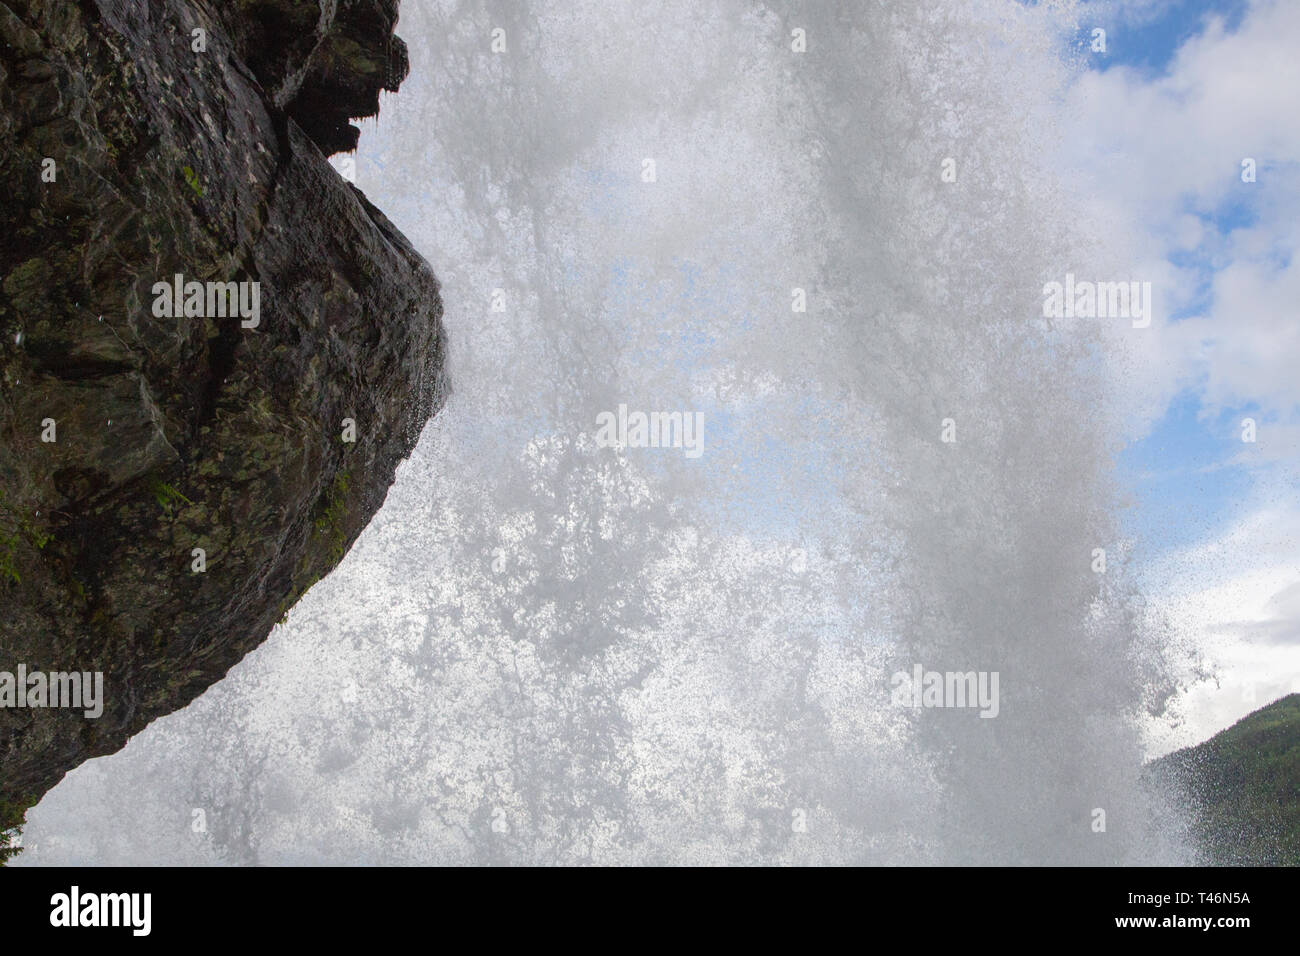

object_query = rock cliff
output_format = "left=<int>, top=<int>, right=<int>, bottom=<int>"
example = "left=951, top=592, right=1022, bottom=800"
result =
left=0, top=0, right=445, bottom=814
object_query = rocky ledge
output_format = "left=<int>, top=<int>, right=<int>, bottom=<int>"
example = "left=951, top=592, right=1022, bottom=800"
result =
left=0, top=0, right=445, bottom=816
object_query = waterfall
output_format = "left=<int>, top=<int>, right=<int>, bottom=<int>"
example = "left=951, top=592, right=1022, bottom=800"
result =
left=19, top=0, right=1192, bottom=865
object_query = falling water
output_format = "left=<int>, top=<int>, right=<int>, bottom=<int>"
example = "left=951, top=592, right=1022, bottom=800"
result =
left=19, top=0, right=1192, bottom=865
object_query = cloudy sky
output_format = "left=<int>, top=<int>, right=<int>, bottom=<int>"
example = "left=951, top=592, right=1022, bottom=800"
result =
left=1063, top=0, right=1300, bottom=752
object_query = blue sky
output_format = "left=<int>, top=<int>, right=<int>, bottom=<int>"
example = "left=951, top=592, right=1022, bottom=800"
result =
left=1076, top=0, right=1249, bottom=74
left=1120, top=392, right=1256, bottom=557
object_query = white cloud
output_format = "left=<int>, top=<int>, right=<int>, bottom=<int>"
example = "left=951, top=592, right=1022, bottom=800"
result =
left=1059, top=0, right=1300, bottom=438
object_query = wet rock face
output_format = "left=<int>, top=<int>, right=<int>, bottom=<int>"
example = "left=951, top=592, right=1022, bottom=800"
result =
left=0, top=0, right=445, bottom=808
left=211, top=0, right=410, bottom=155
